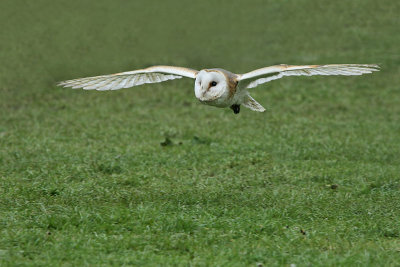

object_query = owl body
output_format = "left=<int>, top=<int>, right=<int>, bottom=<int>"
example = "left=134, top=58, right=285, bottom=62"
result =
left=194, top=69, right=241, bottom=108
left=194, top=68, right=263, bottom=112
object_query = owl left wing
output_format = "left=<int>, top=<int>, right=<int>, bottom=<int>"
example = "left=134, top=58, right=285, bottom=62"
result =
left=58, top=65, right=198, bottom=91
left=237, top=64, right=380, bottom=89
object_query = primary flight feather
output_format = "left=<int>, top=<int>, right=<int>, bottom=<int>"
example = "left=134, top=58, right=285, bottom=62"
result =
left=58, top=64, right=379, bottom=114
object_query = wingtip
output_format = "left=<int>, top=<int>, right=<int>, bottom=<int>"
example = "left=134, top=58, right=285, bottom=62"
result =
left=373, top=64, right=381, bottom=70
left=364, top=64, right=380, bottom=69
left=359, top=64, right=380, bottom=70
left=56, top=81, right=67, bottom=87
left=57, top=80, right=81, bottom=89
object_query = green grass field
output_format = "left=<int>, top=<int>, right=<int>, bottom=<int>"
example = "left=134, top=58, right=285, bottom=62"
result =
left=1, top=0, right=400, bottom=265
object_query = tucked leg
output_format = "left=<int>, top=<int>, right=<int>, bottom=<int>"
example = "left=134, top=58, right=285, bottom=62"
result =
left=230, top=104, right=240, bottom=114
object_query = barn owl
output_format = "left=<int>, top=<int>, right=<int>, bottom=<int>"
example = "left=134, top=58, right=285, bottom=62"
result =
left=58, top=64, right=379, bottom=114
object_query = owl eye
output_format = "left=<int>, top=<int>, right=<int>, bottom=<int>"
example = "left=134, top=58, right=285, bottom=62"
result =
left=210, top=81, right=217, bottom=87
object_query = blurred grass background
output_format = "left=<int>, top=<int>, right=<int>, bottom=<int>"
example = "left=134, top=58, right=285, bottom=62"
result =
left=0, top=0, right=400, bottom=265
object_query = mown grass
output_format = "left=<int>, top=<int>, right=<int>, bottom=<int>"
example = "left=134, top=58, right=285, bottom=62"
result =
left=1, top=0, right=400, bottom=265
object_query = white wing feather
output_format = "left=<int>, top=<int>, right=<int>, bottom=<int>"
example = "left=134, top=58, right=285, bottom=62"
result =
left=58, top=65, right=198, bottom=91
left=239, top=64, right=380, bottom=89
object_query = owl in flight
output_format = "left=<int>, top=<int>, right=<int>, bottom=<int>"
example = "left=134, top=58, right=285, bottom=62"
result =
left=58, top=64, right=379, bottom=114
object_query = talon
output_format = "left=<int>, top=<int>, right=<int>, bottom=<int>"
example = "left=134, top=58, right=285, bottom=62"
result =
left=230, top=104, right=240, bottom=114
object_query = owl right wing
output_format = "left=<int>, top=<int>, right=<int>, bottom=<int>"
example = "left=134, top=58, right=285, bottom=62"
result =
left=238, top=64, right=380, bottom=89
left=58, top=66, right=199, bottom=91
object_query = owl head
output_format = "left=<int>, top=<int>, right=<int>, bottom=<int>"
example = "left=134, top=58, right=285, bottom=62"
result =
left=194, top=70, right=229, bottom=105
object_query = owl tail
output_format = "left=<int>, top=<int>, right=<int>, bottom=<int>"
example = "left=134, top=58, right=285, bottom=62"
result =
left=242, top=95, right=266, bottom=112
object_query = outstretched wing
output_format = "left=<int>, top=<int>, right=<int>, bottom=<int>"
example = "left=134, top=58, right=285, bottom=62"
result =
left=58, top=66, right=198, bottom=91
left=238, top=64, right=380, bottom=89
